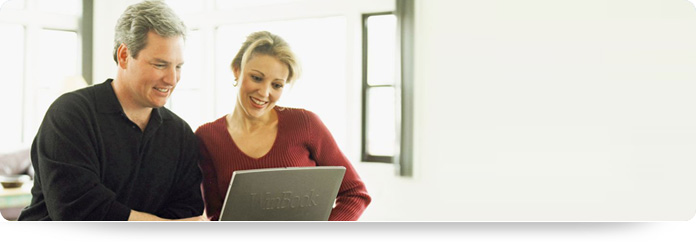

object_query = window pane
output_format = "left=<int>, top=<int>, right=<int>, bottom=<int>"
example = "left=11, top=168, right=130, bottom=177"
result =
left=213, top=24, right=238, bottom=117
left=38, top=30, right=79, bottom=89
left=168, top=30, right=204, bottom=129
left=366, top=87, right=396, bottom=156
left=33, top=30, right=79, bottom=138
left=0, top=24, right=24, bottom=148
left=178, top=30, right=203, bottom=89
left=168, top=89, right=205, bottom=130
left=2, top=0, right=25, bottom=10
left=37, top=0, right=81, bottom=15
left=366, top=14, right=397, bottom=86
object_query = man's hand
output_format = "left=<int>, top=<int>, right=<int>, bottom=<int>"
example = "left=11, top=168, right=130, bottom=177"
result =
left=128, top=210, right=207, bottom=221
left=174, top=215, right=208, bottom=221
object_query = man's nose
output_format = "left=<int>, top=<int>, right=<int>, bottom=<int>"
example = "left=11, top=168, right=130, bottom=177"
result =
left=163, top=67, right=178, bottom=85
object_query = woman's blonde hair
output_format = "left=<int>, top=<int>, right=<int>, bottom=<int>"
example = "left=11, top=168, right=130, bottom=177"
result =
left=231, top=31, right=301, bottom=84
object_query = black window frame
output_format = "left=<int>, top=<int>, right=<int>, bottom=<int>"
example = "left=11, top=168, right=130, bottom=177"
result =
left=360, top=0, right=414, bottom=177
left=361, top=11, right=396, bottom=165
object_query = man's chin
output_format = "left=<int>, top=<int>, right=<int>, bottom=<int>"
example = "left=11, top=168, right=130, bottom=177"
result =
left=150, top=101, right=167, bottom=108
left=150, top=98, right=170, bottom=108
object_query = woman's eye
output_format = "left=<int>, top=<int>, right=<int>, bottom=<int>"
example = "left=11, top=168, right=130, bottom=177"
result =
left=251, top=75, right=262, bottom=81
left=273, top=83, right=284, bottom=89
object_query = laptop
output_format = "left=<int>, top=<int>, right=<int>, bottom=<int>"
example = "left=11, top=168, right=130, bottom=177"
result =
left=218, top=166, right=346, bottom=221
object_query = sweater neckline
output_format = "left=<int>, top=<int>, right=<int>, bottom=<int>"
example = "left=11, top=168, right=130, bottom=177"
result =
left=222, top=107, right=281, bottom=161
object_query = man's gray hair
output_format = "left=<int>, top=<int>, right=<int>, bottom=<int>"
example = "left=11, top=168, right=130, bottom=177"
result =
left=112, top=0, right=186, bottom=64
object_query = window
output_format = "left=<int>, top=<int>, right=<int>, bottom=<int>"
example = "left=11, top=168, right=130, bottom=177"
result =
left=361, top=13, right=397, bottom=164
left=36, top=29, right=80, bottom=121
left=168, top=29, right=206, bottom=129
left=0, top=0, right=85, bottom=149
left=0, top=23, right=25, bottom=150
left=361, top=0, right=414, bottom=176
left=396, top=0, right=415, bottom=176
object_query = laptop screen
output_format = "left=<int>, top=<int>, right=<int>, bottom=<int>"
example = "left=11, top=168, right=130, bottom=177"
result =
left=218, top=166, right=346, bottom=221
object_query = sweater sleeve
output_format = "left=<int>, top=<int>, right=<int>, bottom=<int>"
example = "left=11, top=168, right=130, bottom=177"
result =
left=304, top=110, right=372, bottom=221
left=33, top=93, right=131, bottom=221
left=157, top=125, right=204, bottom=219
left=195, top=125, right=224, bottom=221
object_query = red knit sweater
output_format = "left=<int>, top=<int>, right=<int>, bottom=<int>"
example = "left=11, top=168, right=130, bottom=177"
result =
left=195, top=107, right=371, bottom=221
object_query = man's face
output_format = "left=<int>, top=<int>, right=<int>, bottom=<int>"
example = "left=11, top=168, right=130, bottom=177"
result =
left=122, top=31, right=184, bottom=109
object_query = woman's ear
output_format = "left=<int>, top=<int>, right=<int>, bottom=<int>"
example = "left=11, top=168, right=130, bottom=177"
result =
left=233, top=66, right=240, bottom=81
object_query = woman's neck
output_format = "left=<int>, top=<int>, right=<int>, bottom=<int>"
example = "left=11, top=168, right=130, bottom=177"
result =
left=229, top=106, right=276, bottom=133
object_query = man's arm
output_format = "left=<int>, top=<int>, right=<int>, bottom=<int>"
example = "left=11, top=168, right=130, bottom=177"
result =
left=34, top=93, right=131, bottom=220
left=156, top=123, right=205, bottom=219
left=128, top=210, right=205, bottom=221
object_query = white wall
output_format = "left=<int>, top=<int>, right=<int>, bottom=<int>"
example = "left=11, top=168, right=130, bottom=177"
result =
left=357, top=0, right=696, bottom=221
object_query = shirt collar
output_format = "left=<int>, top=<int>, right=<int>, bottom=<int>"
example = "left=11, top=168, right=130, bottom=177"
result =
left=94, top=79, right=171, bottom=122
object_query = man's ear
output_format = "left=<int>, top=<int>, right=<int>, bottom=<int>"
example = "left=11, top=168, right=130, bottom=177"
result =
left=116, top=43, right=129, bottom=69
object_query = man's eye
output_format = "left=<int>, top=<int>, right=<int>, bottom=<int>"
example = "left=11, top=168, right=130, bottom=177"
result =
left=155, top=64, right=166, bottom=69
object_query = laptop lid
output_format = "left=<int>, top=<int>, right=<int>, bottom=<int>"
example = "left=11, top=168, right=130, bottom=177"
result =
left=218, top=166, right=346, bottom=221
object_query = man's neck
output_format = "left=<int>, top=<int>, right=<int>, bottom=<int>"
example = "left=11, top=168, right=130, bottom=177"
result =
left=111, top=78, right=152, bottom=131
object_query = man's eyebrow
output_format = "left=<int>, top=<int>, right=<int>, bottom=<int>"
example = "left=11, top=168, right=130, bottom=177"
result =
left=152, top=58, right=170, bottom=64
left=152, top=58, right=184, bottom=66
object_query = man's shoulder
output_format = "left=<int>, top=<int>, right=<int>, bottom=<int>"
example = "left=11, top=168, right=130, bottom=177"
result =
left=157, top=106, right=178, bottom=120
left=157, top=107, right=192, bottom=130
left=49, top=86, right=96, bottom=113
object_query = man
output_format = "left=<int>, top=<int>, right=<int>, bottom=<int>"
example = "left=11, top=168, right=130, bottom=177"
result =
left=18, top=0, right=204, bottom=221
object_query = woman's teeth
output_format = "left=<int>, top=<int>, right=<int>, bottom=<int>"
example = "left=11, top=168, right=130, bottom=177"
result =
left=251, top=97, right=267, bottom=105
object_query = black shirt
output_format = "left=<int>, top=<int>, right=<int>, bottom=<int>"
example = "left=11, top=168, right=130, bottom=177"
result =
left=18, top=79, right=204, bottom=220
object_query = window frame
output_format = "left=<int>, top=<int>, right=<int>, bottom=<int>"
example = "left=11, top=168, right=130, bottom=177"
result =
left=360, top=0, right=414, bottom=177
left=395, top=0, right=414, bottom=176
left=360, top=11, right=396, bottom=164
left=0, top=0, right=87, bottom=146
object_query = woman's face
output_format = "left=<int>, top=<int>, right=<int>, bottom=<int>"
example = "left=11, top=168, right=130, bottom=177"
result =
left=234, top=54, right=290, bottom=120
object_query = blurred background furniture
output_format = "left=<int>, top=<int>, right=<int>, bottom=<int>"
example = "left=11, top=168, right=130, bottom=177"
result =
left=0, top=147, right=33, bottom=221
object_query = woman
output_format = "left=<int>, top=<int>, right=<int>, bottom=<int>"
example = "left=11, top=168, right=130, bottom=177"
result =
left=195, top=31, right=371, bottom=221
